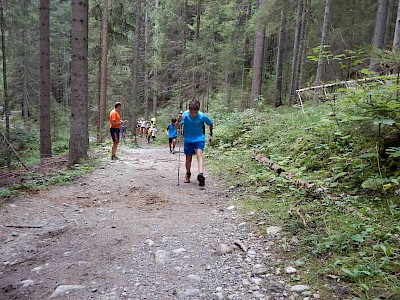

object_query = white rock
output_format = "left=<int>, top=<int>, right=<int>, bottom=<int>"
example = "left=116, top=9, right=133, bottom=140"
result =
left=183, top=289, right=200, bottom=297
left=215, top=243, right=232, bottom=255
left=290, top=285, right=310, bottom=292
left=253, top=291, right=264, bottom=299
left=187, top=274, right=201, bottom=281
left=247, top=250, right=256, bottom=257
left=226, top=206, right=235, bottom=210
left=50, top=285, right=85, bottom=298
left=251, top=278, right=263, bottom=285
left=252, top=264, right=267, bottom=275
left=238, top=222, right=246, bottom=227
left=31, top=264, right=48, bottom=274
left=145, top=239, right=155, bottom=246
left=172, top=248, right=186, bottom=254
left=313, top=294, right=321, bottom=299
left=20, top=280, right=34, bottom=287
left=212, top=292, right=225, bottom=300
left=266, top=226, right=282, bottom=235
left=301, top=291, right=312, bottom=296
left=285, top=266, right=297, bottom=274
left=154, top=250, right=169, bottom=264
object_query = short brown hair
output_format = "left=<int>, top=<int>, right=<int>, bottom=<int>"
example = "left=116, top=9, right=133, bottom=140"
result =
left=188, top=99, right=200, bottom=111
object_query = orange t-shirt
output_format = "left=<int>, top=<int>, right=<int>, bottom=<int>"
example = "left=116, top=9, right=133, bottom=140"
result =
left=109, top=109, right=121, bottom=129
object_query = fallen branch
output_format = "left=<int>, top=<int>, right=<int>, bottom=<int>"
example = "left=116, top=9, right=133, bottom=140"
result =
left=253, top=153, right=285, bottom=174
left=0, top=130, right=30, bottom=172
left=234, top=239, right=248, bottom=252
left=254, top=153, right=368, bottom=222
left=296, top=75, right=397, bottom=93
left=296, top=209, right=307, bottom=227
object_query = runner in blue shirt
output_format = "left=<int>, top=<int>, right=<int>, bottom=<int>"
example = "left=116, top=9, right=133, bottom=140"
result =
left=166, top=118, right=178, bottom=153
left=180, top=99, right=213, bottom=186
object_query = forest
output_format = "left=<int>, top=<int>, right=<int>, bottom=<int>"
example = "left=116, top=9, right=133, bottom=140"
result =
left=0, top=0, right=400, bottom=299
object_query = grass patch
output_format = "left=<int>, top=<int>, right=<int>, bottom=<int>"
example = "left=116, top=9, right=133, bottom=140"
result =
left=207, top=102, right=400, bottom=299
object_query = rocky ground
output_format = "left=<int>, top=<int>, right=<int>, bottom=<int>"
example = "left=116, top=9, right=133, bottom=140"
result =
left=0, top=142, right=321, bottom=300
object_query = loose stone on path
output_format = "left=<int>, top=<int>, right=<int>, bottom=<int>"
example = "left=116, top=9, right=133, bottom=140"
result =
left=252, top=264, right=268, bottom=275
left=266, top=226, right=282, bottom=235
left=50, top=285, right=86, bottom=298
left=215, top=243, right=233, bottom=255
left=290, top=284, right=310, bottom=292
left=154, top=250, right=169, bottom=264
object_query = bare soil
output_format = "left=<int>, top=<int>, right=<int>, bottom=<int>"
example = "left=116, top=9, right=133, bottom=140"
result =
left=0, top=142, right=291, bottom=300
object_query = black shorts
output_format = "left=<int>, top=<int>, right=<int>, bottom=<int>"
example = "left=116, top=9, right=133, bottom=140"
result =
left=169, top=136, right=177, bottom=143
left=110, top=128, right=120, bottom=142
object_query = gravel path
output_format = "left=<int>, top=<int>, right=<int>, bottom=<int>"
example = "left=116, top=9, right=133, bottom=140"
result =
left=0, top=144, right=318, bottom=299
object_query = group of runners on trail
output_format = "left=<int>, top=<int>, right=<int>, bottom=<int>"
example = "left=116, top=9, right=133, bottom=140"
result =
left=109, top=99, right=213, bottom=186
left=137, top=117, right=158, bottom=144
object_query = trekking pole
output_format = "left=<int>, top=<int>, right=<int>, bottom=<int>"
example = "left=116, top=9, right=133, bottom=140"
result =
left=177, top=136, right=181, bottom=186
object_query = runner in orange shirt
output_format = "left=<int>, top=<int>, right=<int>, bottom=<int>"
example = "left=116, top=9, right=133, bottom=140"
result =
left=110, top=102, right=126, bottom=160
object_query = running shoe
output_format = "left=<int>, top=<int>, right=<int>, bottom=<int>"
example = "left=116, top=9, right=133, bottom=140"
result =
left=197, top=173, right=205, bottom=186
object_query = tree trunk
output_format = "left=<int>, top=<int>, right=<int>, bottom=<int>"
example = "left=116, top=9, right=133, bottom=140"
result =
left=179, top=0, right=188, bottom=109
left=96, top=14, right=102, bottom=139
left=63, top=38, right=69, bottom=107
left=274, top=10, right=287, bottom=107
left=22, top=0, right=30, bottom=131
left=144, top=6, right=149, bottom=120
left=0, top=3, right=10, bottom=170
left=250, top=0, right=267, bottom=109
left=69, top=0, right=89, bottom=164
left=394, top=0, right=400, bottom=51
left=131, top=0, right=141, bottom=130
left=313, top=0, right=332, bottom=106
left=373, top=0, right=390, bottom=49
left=39, top=0, right=52, bottom=158
left=194, top=0, right=201, bottom=96
left=384, top=0, right=394, bottom=47
left=225, top=71, right=232, bottom=111
left=152, top=0, right=159, bottom=119
left=241, top=0, right=252, bottom=109
left=195, top=0, right=201, bottom=40
left=97, top=0, right=108, bottom=143
left=289, top=0, right=303, bottom=105
left=152, top=92, right=157, bottom=119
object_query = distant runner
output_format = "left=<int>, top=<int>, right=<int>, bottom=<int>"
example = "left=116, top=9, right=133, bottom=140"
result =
left=166, top=118, right=178, bottom=153
left=151, top=123, right=158, bottom=141
left=121, top=120, right=128, bottom=143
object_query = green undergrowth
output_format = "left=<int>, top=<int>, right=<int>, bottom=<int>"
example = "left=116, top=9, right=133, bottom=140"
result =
left=0, top=160, right=98, bottom=202
left=0, top=114, right=103, bottom=202
left=207, top=103, right=400, bottom=300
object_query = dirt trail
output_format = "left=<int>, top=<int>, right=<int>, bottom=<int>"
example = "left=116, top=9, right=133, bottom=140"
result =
left=0, top=143, right=295, bottom=300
